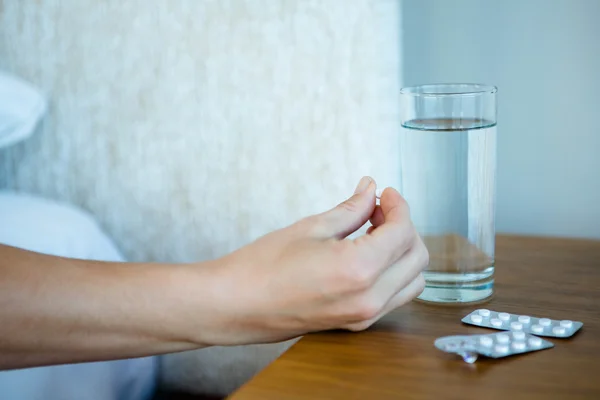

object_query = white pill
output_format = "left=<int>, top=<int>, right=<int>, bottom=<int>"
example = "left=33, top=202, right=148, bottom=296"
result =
left=480, top=336, right=494, bottom=347
left=478, top=309, right=491, bottom=317
left=495, top=344, right=509, bottom=354
left=510, top=322, right=523, bottom=331
left=531, top=324, right=544, bottom=333
left=560, top=320, right=573, bottom=328
left=553, top=326, right=566, bottom=335
left=375, top=189, right=382, bottom=199
left=496, top=333, right=510, bottom=344
left=528, top=337, right=543, bottom=347
left=491, top=318, right=503, bottom=327
left=518, top=315, right=531, bottom=324
left=539, top=318, right=552, bottom=326
left=512, top=331, right=526, bottom=340
left=498, top=312, right=511, bottom=321
left=470, top=314, right=483, bottom=324
left=512, top=341, right=526, bottom=351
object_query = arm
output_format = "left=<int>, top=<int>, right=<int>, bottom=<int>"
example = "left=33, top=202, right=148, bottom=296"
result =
left=0, top=177, right=429, bottom=371
left=0, top=243, right=215, bottom=370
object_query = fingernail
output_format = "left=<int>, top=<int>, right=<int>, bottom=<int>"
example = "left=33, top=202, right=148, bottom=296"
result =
left=354, top=176, right=372, bottom=194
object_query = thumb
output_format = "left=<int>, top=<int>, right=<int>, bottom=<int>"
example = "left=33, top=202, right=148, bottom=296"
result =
left=312, top=177, right=377, bottom=239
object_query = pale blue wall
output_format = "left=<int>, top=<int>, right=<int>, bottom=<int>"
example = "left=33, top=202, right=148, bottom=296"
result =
left=403, top=0, right=600, bottom=238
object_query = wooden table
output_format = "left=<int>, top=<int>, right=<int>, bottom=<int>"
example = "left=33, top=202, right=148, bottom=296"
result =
left=228, top=235, right=600, bottom=400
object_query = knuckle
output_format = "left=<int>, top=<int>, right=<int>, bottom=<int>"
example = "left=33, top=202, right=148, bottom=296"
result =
left=330, top=239, right=352, bottom=257
left=340, top=262, right=375, bottom=291
left=351, top=296, right=383, bottom=322
left=326, top=244, right=373, bottom=293
left=345, top=266, right=372, bottom=291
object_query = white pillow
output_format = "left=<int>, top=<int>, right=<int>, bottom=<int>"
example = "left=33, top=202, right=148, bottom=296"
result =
left=0, top=71, right=47, bottom=149
left=0, top=191, right=158, bottom=400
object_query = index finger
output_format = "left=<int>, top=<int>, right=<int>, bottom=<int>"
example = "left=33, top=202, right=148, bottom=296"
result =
left=354, top=187, right=416, bottom=269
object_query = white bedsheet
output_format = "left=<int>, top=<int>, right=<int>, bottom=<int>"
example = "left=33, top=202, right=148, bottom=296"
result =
left=0, top=191, right=158, bottom=400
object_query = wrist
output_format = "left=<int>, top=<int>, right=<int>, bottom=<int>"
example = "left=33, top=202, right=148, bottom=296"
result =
left=169, top=257, right=238, bottom=347
left=180, top=254, right=277, bottom=347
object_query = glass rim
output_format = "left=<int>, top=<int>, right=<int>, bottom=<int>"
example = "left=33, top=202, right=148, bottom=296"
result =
left=400, top=83, right=497, bottom=97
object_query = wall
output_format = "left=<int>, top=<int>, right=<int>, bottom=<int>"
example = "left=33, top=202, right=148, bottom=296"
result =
left=0, top=0, right=402, bottom=395
left=403, top=0, right=600, bottom=239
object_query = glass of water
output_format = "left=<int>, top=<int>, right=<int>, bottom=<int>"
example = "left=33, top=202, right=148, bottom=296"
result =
left=399, top=83, right=497, bottom=303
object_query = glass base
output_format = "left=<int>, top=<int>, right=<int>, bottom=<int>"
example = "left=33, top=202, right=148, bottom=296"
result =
left=417, top=269, right=494, bottom=304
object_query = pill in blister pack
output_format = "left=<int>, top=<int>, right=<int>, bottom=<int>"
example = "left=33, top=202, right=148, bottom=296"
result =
left=435, top=331, right=554, bottom=363
left=462, top=309, right=583, bottom=338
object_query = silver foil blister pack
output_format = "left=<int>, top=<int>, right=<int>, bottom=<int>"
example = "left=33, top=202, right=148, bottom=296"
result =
left=461, top=309, right=583, bottom=338
left=435, top=331, right=554, bottom=363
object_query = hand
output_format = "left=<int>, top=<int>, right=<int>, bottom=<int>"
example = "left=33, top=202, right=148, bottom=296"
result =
left=206, top=176, right=429, bottom=345
left=0, top=176, right=427, bottom=369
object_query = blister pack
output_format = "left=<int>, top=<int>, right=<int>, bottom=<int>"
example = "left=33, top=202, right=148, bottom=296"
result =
left=462, top=309, right=583, bottom=338
left=435, top=331, right=554, bottom=363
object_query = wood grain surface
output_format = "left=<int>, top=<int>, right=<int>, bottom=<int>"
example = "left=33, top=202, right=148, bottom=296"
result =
left=228, top=235, right=600, bottom=400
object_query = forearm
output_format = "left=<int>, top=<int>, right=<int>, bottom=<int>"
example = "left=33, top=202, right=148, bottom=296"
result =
left=0, top=243, right=217, bottom=370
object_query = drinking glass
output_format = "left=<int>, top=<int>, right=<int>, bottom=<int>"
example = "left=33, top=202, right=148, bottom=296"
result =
left=399, top=83, right=497, bottom=303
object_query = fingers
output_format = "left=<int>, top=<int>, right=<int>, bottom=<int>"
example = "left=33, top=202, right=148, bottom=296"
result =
left=335, top=236, right=428, bottom=332
left=367, top=236, right=429, bottom=305
left=344, top=273, right=425, bottom=332
left=384, top=272, right=426, bottom=312
left=307, top=177, right=377, bottom=239
left=286, top=181, right=427, bottom=335
left=355, top=187, right=415, bottom=269
left=369, top=205, right=385, bottom=228
left=376, top=187, right=410, bottom=226
left=334, top=189, right=426, bottom=332
left=365, top=204, right=384, bottom=234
